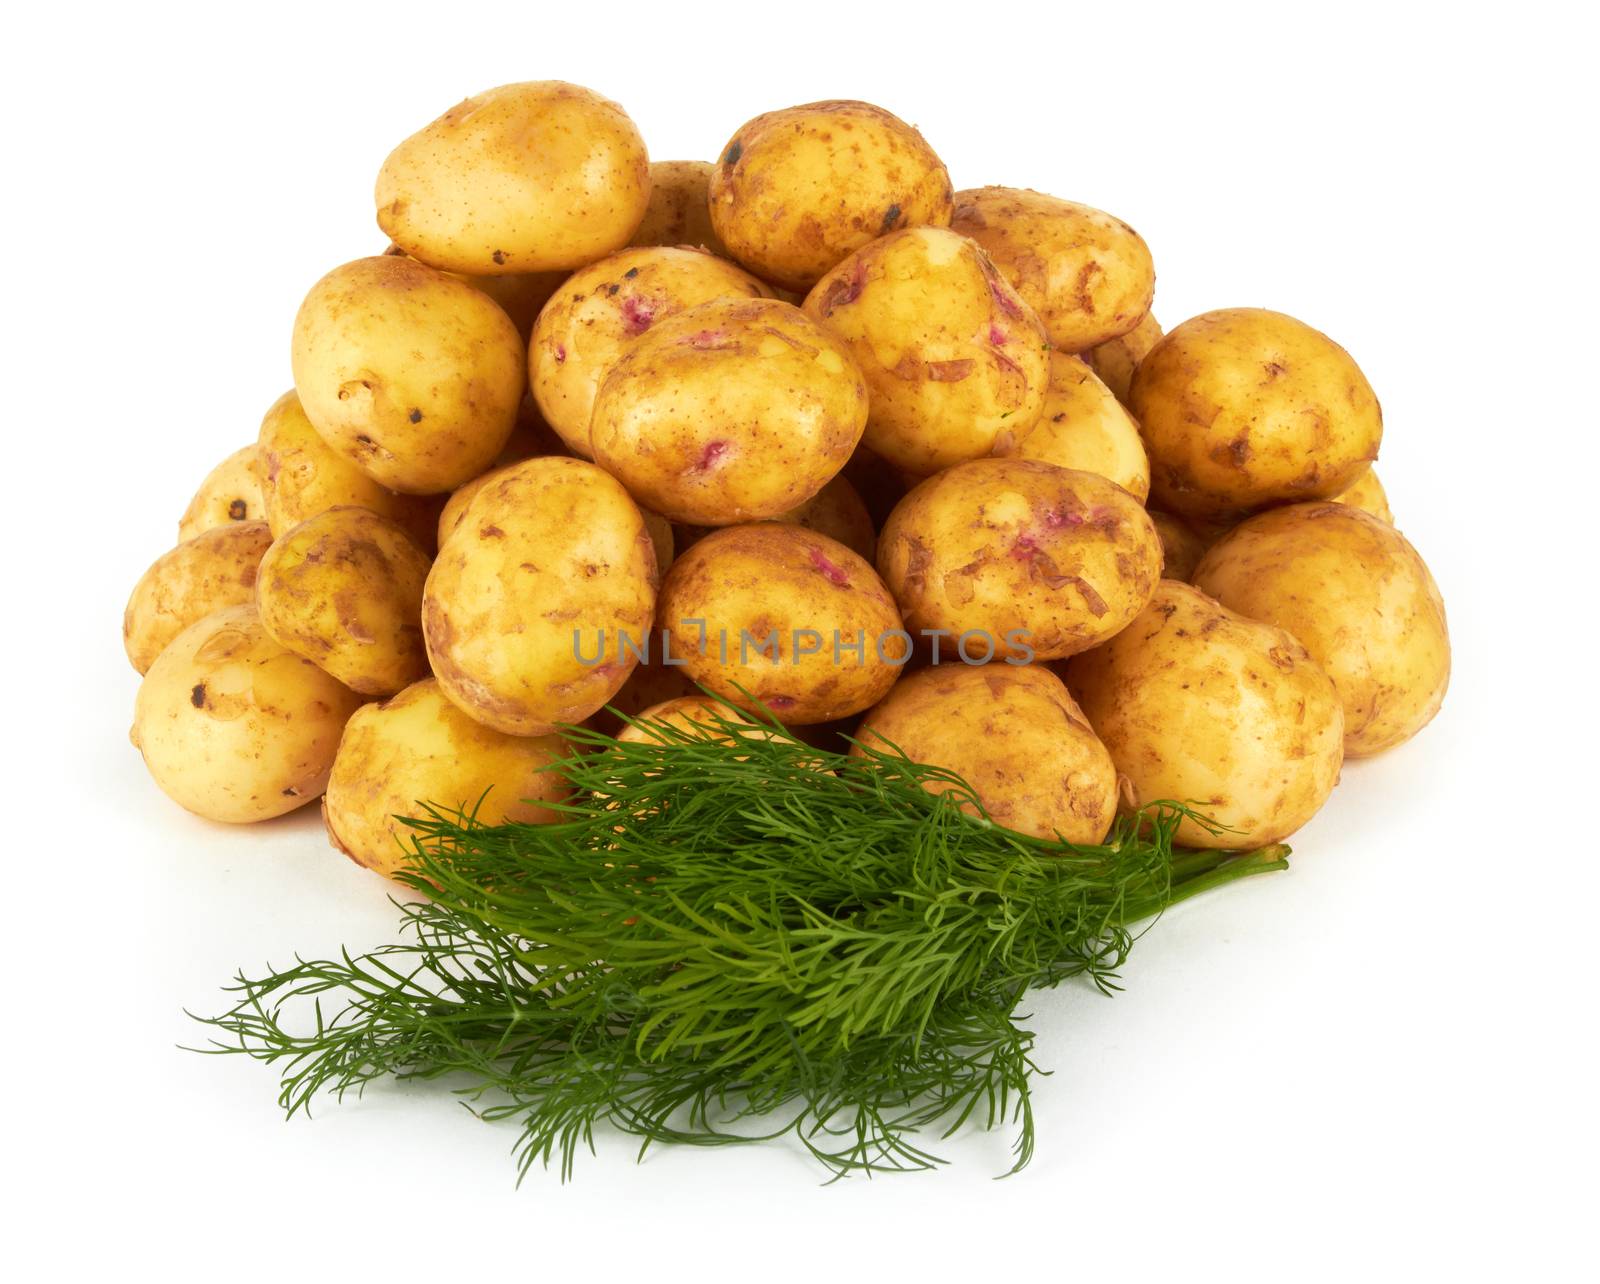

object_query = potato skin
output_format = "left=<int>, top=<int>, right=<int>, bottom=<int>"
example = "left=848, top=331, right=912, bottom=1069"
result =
left=878, top=459, right=1161, bottom=660
left=178, top=446, right=266, bottom=541
left=657, top=523, right=906, bottom=725
left=381, top=244, right=565, bottom=343
left=995, top=353, right=1150, bottom=502
left=256, top=507, right=432, bottom=697
left=530, top=246, right=771, bottom=458
left=1063, top=581, right=1345, bottom=848
left=951, top=188, right=1155, bottom=353
left=853, top=663, right=1117, bottom=843
left=615, top=695, right=761, bottom=745
left=256, top=390, right=441, bottom=550
left=131, top=604, right=362, bottom=823
left=1330, top=467, right=1392, bottom=524
left=322, top=678, right=567, bottom=880
left=709, top=101, right=953, bottom=293
left=290, top=256, right=525, bottom=494
left=424, top=457, right=658, bottom=735
left=124, top=520, right=274, bottom=674
left=1082, top=310, right=1163, bottom=406
left=629, top=160, right=726, bottom=256
left=1148, top=510, right=1209, bottom=582
left=1192, top=503, right=1448, bottom=756
left=376, top=81, right=651, bottom=275
left=590, top=297, right=869, bottom=525
left=1129, top=308, right=1383, bottom=522
left=803, top=227, right=1049, bottom=475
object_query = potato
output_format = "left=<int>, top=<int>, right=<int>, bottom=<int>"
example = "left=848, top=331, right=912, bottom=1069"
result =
left=779, top=474, right=876, bottom=562
left=629, top=160, right=726, bottom=256
left=852, top=663, right=1117, bottom=843
left=843, top=442, right=909, bottom=531
left=590, top=297, right=869, bottom=525
left=322, top=678, right=568, bottom=880
left=1192, top=503, right=1448, bottom=756
left=1062, top=581, right=1345, bottom=848
left=131, top=604, right=362, bottom=823
left=424, top=457, right=658, bottom=735
left=878, top=459, right=1160, bottom=661
left=994, top=353, right=1150, bottom=501
left=256, top=390, right=441, bottom=550
left=1082, top=310, right=1162, bottom=406
left=376, top=81, right=650, bottom=275
left=531, top=246, right=771, bottom=457
left=657, top=523, right=906, bottom=724
left=1330, top=467, right=1393, bottom=524
left=803, top=227, right=1050, bottom=475
left=1129, top=308, right=1383, bottom=522
left=290, top=255, right=524, bottom=494
left=178, top=446, right=266, bottom=541
left=255, top=507, right=432, bottom=697
left=614, top=695, right=762, bottom=746
left=1148, top=510, right=1208, bottom=582
left=709, top=100, right=953, bottom=292
left=381, top=244, right=565, bottom=342
left=588, top=644, right=699, bottom=734
left=950, top=188, right=1155, bottom=353
left=124, top=521, right=274, bottom=674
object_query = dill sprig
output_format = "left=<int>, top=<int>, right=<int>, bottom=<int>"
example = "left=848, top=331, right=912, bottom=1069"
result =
left=191, top=705, right=1287, bottom=1181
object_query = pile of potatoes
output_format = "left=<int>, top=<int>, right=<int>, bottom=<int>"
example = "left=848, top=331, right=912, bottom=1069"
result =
left=125, top=81, right=1450, bottom=876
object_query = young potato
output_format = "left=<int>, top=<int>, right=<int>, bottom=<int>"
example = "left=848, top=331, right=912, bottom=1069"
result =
left=290, top=256, right=524, bottom=494
left=531, top=246, right=771, bottom=458
left=424, top=457, right=658, bottom=736
left=256, top=390, right=441, bottom=550
left=322, top=679, right=568, bottom=880
left=614, top=695, right=763, bottom=746
left=1062, top=581, right=1345, bottom=848
left=951, top=188, right=1155, bottom=353
left=382, top=244, right=565, bottom=342
left=123, top=521, right=274, bottom=674
left=853, top=663, right=1117, bottom=844
left=255, top=507, right=432, bottom=697
left=803, top=227, right=1050, bottom=476
left=1082, top=310, right=1163, bottom=406
left=1329, top=467, right=1393, bottom=524
left=709, top=100, right=953, bottom=292
left=131, top=604, right=362, bottom=823
left=780, top=474, right=876, bottom=562
left=1148, top=510, right=1209, bottom=582
left=178, top=445, right=266, bottom=541
left=994, top=353, right=1151, bottom=502
left=843, top=442, right=910, bottom=531
left=878, top=459, right=1161, bottom=661
left=1129, top=308, right=1383, bottom=522
left=587, top=643, right=699, bottom=735
left=590, top=297, right=869, bottom=525
left=657, top=523, right=906, bottom=725
left=1192, top=503, right=1448, bottom=756
left=628, top=160, right=727, bottom=256
left=376, top=81, right=651, bottom=275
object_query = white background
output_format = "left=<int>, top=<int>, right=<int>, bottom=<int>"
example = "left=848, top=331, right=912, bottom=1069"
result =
left=5, top=2, right=1595, bottom=1279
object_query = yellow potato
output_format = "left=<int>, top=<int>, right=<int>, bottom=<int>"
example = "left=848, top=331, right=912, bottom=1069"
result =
left=780, top=474, right=876, bottom=562
left=853, top=663, right=1117, bottom=844
left=995, top=353, right=1150, bottom=502
left=256, top=507, right=432, bottom=697
left=424, top=457, right=658, bottom=735
left=878, top=459, right=1161, bottom=660
left=589, top=644, right=699, bottom=735
left=1129, top=308, right=1383, bottom=522
left=322, top=678, right=568, bottom=880
left=803, top=227, right=1050, bottom=475
left=376, top=81, right=651, bottom=275
left=951, top=188, right=1155, bottom=352
left=1147, top=511, right=1209, bottom=582
left=1192, top=503, right=1448, bottom=756
left=657, top=523, right=906, bottom=724
left=628, top=160, right=726, bottom=256
left=290, top=255, right=525, bottom=494
left=178, top=446, right=266, bottom=541
left=590, top=297, right=869, bottom=525
left=381, top=244, right=565, bottom=342
left=131, top=604, right=362, bottom=823
left=1063, top=581, right=1345, bottom=848
left=709, top=100, right=953, bottom=292
left=124, top=521, right=274, bottom=674
left=843, top=442, right=910, bottom=530
left=1082, top=310, right=1162, bottom=406
left=256, top=390, right=442, bottom=550
left=530, top=246, right=771, bottom=458
left=614, top=695, right=763, bottom=746
left=1330, top=467, right=1393, bottom=524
